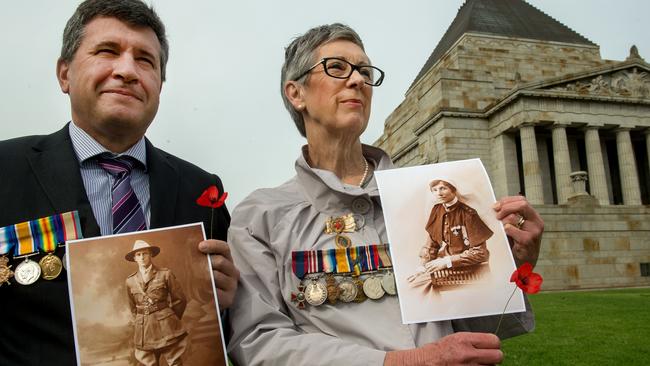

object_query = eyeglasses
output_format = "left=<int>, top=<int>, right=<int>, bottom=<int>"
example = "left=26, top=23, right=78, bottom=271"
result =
left=294, top=57, right=385, bottom=86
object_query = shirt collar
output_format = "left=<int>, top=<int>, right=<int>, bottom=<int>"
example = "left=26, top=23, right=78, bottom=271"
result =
left=444, top=197, right=459, bottom=209
left=139, top=263, right=153, bottom=274
left=68, top=121, right=147, bottom=169
left=295, top=144, right=393, bottom=214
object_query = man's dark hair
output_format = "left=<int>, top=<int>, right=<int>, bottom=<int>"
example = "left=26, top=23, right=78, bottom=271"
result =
left=60, top=0, right=169, bottom=81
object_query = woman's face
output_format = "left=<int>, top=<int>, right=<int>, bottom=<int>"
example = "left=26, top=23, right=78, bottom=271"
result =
left=431, top=182, right=456, bottom=203
left=301, top=40, right=373, bottom=138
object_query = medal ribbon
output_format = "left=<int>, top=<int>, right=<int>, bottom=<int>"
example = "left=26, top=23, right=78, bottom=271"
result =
left=0, top=211, right=83, bottom=257
left=0, top=226, right=16, bottom=256
left=291, top=244, right=391, bottom=279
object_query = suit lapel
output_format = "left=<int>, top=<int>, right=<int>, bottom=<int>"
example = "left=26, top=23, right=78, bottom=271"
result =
left=26, top=126, right=101, bottom=238
left=147, top=140, right=179, bottom=229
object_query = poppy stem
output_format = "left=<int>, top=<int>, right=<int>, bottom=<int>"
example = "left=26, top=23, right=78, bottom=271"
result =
left=495, top=286, right=517, bottom=337
left=210, top=207, right=214, bottom=239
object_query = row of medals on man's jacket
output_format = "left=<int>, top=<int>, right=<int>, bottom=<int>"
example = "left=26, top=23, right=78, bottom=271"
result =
left=0, top=249, right=65, bottom=286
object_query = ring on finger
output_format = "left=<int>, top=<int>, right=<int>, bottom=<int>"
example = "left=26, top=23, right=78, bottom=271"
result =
left=515, top=214, right=526, bottom=229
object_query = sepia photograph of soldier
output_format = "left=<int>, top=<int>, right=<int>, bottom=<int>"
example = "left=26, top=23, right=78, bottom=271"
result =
left=410, top=178, right=494, bottom=286
left=125, top=240, right=188, bottom=366
left=375, top=158, right=525, bottom=323
left=66, top=223, right=227, bottom=366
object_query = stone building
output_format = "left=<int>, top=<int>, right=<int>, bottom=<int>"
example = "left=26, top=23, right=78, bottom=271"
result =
left=375, top=0, right=650, bottom=290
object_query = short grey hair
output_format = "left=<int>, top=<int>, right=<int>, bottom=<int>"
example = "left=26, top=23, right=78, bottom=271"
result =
left=281, top=23, right=365, bottom=137
left=60, top=0, right=169, bottom=81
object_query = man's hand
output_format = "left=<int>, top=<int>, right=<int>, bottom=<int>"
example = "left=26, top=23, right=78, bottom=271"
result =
left=384, top=332, right=503, bottom=365
left=198, top=239, right=240, bottom=310
left=493, top=196, right=544, bottom=267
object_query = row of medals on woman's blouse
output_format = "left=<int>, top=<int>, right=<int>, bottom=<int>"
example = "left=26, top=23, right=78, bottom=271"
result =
left=291, top=214, right=397, bottom=309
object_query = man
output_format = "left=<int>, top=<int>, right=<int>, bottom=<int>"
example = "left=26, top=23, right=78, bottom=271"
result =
left=125, top=240, right=188, bottom=366
left=0, top=1, right=238, bottom=365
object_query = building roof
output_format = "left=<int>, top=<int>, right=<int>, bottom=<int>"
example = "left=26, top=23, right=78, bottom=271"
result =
left=410, top=0, right=597, bottom=89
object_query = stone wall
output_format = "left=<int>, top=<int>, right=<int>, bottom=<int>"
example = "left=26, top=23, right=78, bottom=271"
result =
left=536, top=205, right=650, bottom=290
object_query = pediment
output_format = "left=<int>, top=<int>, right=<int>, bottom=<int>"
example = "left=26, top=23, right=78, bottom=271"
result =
left=531, top=62, right=650, bottom=99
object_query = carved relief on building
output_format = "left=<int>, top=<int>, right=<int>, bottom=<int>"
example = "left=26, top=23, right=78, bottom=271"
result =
left=462, top=35, right=601, bottom=58
left=548, top=67, right=650, bottom=98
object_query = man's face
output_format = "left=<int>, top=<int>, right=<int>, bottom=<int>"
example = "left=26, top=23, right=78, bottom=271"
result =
left=56, top=16, right=163, bottom=151
left=133, top=249, right=152, bottom=267
left=431, top=182, right=456, bottom=204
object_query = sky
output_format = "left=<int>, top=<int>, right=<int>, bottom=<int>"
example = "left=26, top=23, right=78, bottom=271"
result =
left=2, top=0, right=648, bottom=208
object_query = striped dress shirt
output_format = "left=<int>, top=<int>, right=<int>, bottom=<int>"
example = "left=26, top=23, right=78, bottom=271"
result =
left=68, top=122, right=151, bottom=236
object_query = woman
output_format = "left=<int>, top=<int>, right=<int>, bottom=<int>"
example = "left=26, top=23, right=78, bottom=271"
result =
left=420, top=179, right=493, bottom=273
left=228, top=23, right=544, bottom=366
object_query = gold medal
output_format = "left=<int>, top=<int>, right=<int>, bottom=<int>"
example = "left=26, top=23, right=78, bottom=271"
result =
left=14, top=258, right=41, bottom=285
left=39, top=253, right=63, bottom=280
left=363, top=276, right=385, bottom=300
left=335, top=234, right=352, bottom=249
left=0, top=256, right=14, bottom=286
left=324, top=214, right=357, bottom=234
left=353, top=278, right=367, bottom=303
left=337, top=278, right=357, bottom=303
left=381, top=271, right=397, bottom=295
left=304, top=280, right=327, bottom=306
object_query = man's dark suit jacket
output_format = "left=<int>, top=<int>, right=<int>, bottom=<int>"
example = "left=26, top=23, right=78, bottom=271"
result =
left=0, top=125, right=230, bottom=365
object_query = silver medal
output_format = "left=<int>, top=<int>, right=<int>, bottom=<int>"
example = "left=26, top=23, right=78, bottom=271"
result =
left=381, top=271, right=397, bottom=295
left=362, top=276, right=385, bottom=300
left=337, top=278, right=358, bottom=303
left=14, top=258, right=41, bottom=285
left=304, top=280, right=327, bottom=306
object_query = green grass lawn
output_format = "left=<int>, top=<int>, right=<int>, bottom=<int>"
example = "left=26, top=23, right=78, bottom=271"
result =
left=501, top=287, right=650, bottom=365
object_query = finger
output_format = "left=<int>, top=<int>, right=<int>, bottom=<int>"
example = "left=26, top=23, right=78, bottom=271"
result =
left=495, top=195, right=526, bottom=206
left=213, top=270, right=238, bottom=291
left=493, top=198, right=528, bottom=220
left=468, top=333, right=501, bottom=349
left=496, top=200, right=544, bottom=234
left=471, top=349, right=503, bottom=365
left=210, top=254, right=240, bottom=279
left=199, top=239, right=233, bottom=261
left=503, top=223, right=533, bottom=246
left=500, top=213, right=523, bottom=228
left=216, top=288, right=233, bottom=310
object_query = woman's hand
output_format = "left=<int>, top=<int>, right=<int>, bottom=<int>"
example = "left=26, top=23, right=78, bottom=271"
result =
left=493, top=196, right=544, bottom=267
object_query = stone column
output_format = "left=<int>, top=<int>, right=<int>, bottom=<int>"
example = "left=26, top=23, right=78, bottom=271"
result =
left=551, top=124, right=572, bottom=204
left=616, top=128, right=642, bottom=205
left=646, top=130, right=650, bottom=176
left=519, top=125, right=544, bottom=204
left=584, top=127, right=610, bottom=205
left=491, top=133, right=520, bottom=198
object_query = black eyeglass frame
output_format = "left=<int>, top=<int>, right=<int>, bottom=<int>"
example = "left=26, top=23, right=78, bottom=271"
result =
left=293, top=57, right=385, bottom=86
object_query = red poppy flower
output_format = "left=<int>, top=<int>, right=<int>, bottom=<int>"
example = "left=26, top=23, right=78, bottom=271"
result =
left=510, top=262, right=543, bottom=294
left=196, top=185, right=228, bottom=208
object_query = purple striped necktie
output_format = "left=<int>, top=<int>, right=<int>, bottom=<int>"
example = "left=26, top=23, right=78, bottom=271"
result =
left=96, top=155, right=147, bottom=234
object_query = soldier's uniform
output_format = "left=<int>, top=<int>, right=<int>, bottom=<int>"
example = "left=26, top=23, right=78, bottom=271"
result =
left=424, top=200, right=493, bottom=267
left=126, top=266, right=188, bottom=366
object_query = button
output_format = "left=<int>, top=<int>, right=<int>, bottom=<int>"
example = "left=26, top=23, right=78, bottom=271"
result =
left=351, top=197, right=371, bottom=214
